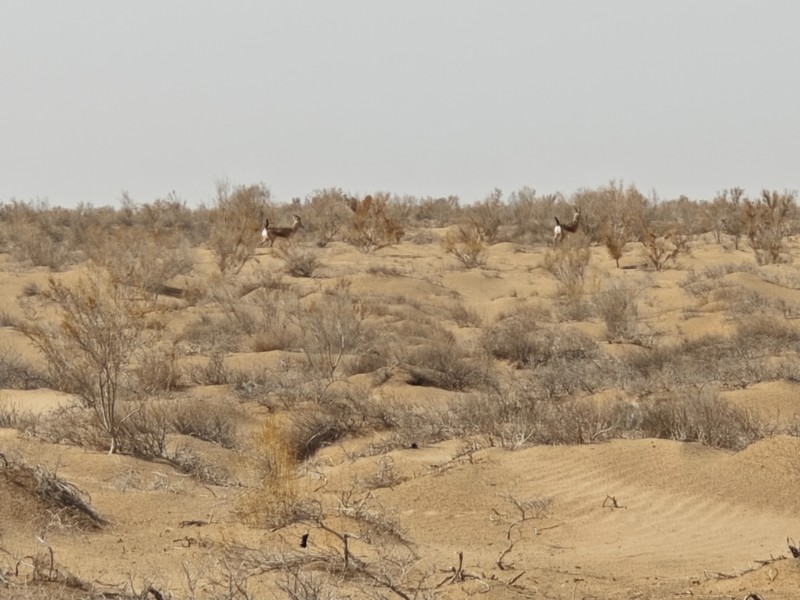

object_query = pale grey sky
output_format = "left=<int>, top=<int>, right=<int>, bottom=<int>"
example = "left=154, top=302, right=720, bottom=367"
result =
left=2, top=1, right=798, bottom=207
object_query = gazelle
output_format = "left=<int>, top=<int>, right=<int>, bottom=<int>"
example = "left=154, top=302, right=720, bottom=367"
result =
left=553, top=206, right=581, bottom=246
left=260, top=218, right=270, bottom=245
left=264, top=214, right=304, bottom=247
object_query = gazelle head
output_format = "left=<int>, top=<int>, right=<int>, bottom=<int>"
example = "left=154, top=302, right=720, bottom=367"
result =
left=292, top=214, right=304, bottom=229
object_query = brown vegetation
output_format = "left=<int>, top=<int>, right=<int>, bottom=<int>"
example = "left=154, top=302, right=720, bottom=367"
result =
left=3, top=183, right=800, bottom=598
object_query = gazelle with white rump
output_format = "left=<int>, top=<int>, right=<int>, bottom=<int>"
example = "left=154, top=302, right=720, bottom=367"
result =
left=553, top=205, right=581, bottom=246
left=263, top=214, right=304, bottom=247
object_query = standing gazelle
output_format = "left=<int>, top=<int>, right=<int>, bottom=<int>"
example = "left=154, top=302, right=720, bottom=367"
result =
left=264, top=214, right=304, bottom=247
left=553, top=206, right=581, bottom=246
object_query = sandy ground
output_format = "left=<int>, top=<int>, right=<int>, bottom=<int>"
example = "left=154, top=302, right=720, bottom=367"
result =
left=2, top=235, right=800, bottom=599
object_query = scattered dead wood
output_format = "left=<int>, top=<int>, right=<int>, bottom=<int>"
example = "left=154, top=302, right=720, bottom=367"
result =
left=602, top=495, right=626, bottom=509
left=437, top=551, right=487, bottom=589
left=179, top=519, right=209, bottom=527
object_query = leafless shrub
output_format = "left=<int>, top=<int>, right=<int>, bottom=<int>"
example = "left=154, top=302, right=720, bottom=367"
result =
left=543, top=233, right=591, bottom=303
left=188, top=350, right=230, bottom=386
left=466, top=188, right=504, bottom=243
left=448, top=301, right=482, bottom=327
left=743, top=189, right=796, bottom=264
left=279, top=244, right=319, bottom=278
left=0, top=200, right=77, bottom=270
left=208, top=181, right=271, bottom=274
left=343, top=194, right=404, bottom=252
left=85, top=225, right=194, bottom=304
left=442, top=222, right=487, bottom=269
left=0, top=345, right=49, bottom=389
left=133, top=344, right=183, bottom=394
left=640, top=231, right=685, bottom=271
left=290, top=283, right=376, bottom=393
left=167, top=444, right=237, bottom=486
left=592, top=279, right=641, bottom=342
left=19, top=271, right=152, bottom=454
left=167, top=397, right=243, bottom=449
left=405, top=341, right=495, bottom=392
left=638, top=391, right=765, bottom=450
left=305, top=188, right=351, bottom=247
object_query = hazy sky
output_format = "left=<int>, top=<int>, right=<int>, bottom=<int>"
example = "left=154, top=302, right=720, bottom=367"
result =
left=2, top=1, right=799, bottom=207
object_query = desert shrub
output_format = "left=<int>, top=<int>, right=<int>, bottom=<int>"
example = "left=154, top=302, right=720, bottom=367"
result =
left=279, top=244, right=319, bottom=277
left=442, top=222, right=487, bottom=269
left=638, top=391, right=764, bottom=450
left=448, top=301, right=482, bottom=327
left=187, top=350, right=230, bottom=386
left=743, top=189, right=796, bottom=264
left=291, top=284, right=376, bottom=393
left=405, top=342, right=495, bottom=392
left=640, top=231, right=685, bottom=271
left=237, top=418, right=319, bottom=529
left=86, top=225, right=194, bottom=301
left=304, top=187, right=351, bottom=246
left=208, top=181, right=271, bottom=274
left=166, top=444, right=235, bottom=486
left=484, top=312, right=600, bottom=378
left=343, top=194, right=404, bottom=252
left=543, top=233, right=591, bottom=304
left=0, top=345, right=49, bottom=389
left=133, top=344, right=183, bottom=394
left=29, top=404, right=108, bottom=450
left=167, top=397, right=243, bottom=449
left=412, top=194, right=461, bottom=227
left=20, top=271, right=153, bottom=454
left=0, top=200, right=77, bottom=270
left=593, top=279, right=641, bottom=342
left=503, top=187, right=554, bottom=244
left=465, top=188, right=504, bottom=243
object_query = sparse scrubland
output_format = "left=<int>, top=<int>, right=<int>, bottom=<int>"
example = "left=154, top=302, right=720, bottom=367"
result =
left=2, top=183, right=800, bottom=598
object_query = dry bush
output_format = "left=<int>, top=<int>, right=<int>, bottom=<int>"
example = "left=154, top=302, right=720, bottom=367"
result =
left=133, top=343, right=183, bottom=395
left=592, top=279, right=642, bottom=342
left=166, top=397, right=243, bottom=449
left=279, top=244, right=320, bottom=278
left=743, top=189, right=796, bottom=264
left=465, top=187, right=504, bottom=243
left=166, top=444, right=236, bottom=486
left=411, top=194, right=461, bottom=227
left=85, top=224, right=194, bottom=302
left=503, top=187, right=554, bottom=244
left=639, top=231, right=686, bottom=271
left=20, top=271, right=153, bottom=454
left=25, top=404, right=108, bottom=450
left=405, top=341, right=495, bottom=392
left=638, top=391, right=764, bottom=450
left=188, top=349, right=230, bottom=386
left=0, top=345, right=49, bottom=389
left=0, top=200, right=77, bottom=270
left=208, top=181, right=271, bottom=274
left=290, top=283, right=377, bottom=393
left=482, top=307, right=547, bottom=367
left=343, top=194, right=404, bottom=252
left=442, top=222, right=487, bottom=269
left=543, top=233, right=591, bottom=303
left=305, top=187, right=351, bottom=246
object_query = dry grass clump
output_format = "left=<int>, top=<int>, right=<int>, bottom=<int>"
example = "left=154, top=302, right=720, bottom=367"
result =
left=442, top=222, right=487, bottom=269
left=543, top=233, right=592, bottom=319
left=237, top=417, right=317, bottom=529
